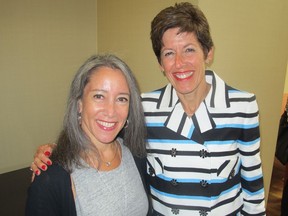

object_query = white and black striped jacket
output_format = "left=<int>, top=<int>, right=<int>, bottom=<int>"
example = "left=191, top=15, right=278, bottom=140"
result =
left=141, top=70, right=266, bottom=216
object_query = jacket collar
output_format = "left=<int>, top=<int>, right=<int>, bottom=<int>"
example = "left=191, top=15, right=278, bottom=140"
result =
left=158, top=70, right=230, bottom=139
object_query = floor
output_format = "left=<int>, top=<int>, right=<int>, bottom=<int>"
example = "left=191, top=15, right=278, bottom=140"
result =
left=266, top=158, right=286, bottom=216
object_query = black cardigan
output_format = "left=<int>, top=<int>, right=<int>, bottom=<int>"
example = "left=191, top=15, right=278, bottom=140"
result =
left=25, top=157, right=152, bottom=216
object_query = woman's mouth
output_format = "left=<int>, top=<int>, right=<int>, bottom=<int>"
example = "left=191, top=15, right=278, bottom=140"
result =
left=174, top=71, right=193, bottom=80
left=97, top=120, right=116, bottom=129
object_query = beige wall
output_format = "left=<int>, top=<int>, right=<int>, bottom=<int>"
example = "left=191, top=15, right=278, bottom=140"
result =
left=97, top=0, right=194, bottom=91
left=0, top=0, right=97, bottom=173
left=198, top=1, right=288, bottom=202
left=284, top=63, right=288, bottom=93
left=1, top=0, right=288, bottom=204
left=97, top=0, right=288, bottom=203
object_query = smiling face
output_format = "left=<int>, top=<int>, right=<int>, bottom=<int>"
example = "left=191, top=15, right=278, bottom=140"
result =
left=160, top=28, right=213, bottom=98
left=78, top=66, right=130, bottom=147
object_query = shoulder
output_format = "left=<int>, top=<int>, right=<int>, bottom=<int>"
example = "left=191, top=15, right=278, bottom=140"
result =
left=27, top=164, right=71, bottom=201
left=208, top=70, right=256, bottom=99
left=36, top=163, right=69, bottom=179
left=31, top=163, right=70, bottom=189
left=141, top=85, right=167, bottom=100
left=141, top=84, right=174, bottom=112
left=206, top=70, right=257, bottom=110
left=26, top=164, right=76, bottom=216
left=226, top=85, right=258, bottom=110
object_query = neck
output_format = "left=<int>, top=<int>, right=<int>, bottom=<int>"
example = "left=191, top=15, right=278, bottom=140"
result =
left=85, top=140, right=121, bottom=171
left=178, top=82, right=211, bottom=117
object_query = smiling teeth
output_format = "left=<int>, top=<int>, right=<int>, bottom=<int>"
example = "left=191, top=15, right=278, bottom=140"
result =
left=98, top=120, right=115, bottom=127
left=175, top=72, right=193, bottom=79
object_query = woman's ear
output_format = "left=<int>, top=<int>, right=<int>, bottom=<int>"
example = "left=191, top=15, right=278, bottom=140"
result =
left=159, top=64, right=165, bottom=76
left=78, top=100, right=83, bottom=113
left=206, top=46, right=214, bottom=65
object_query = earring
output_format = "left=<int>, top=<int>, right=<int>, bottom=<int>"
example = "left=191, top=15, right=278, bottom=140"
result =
left=162, top=70, right=166, bottom=76
left=124, top=119, right=129, bottom=128
left=77, top=112, right=82, bottom=125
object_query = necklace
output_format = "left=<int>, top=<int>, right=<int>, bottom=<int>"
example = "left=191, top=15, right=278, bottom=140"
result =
left=96, top=151, right=126, bottom=215
left=100, top=141, right=119, bottom=167
left=86, top=141, right=119, bottom=169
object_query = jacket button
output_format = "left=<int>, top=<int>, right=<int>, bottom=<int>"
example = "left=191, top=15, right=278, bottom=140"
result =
left=199, top=209, right=208, bottom=216
left=148, top=167, right=155, bottom=176
left=171, top=208, right=179, bottom=215
left=171, top=179, right=178, bottom=186
left=199, top=149, right=207, bottom=158
left=171, top=148, right=177, bottom=157
left=200, top=179, right=208, bottom=188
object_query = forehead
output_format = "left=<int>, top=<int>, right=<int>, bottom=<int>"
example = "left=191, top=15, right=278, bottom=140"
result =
left=86, top=66, right=129, bottom=91
left=162, top=28, right=197, bottom=41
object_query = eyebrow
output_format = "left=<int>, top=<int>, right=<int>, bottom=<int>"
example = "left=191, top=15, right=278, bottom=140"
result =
left=90, top=89, right=130, bottom=96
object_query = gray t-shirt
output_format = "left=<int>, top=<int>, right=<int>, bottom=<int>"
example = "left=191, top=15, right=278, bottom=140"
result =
left=71, top=139, right=148, bottom=216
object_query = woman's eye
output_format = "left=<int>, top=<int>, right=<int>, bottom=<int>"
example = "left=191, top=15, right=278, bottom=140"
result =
left=163, top=51, right=174, bottom=57
left=93, top=94, right=103, bottom=99
left=118, top=97, right=129, bottom=103
left=186, top=48, right=195, bottom=53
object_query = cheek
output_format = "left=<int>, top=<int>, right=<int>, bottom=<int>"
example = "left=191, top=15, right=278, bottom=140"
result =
left=161, top=61, right=172, bottom=72
left=165, top=73, right=175, bottom=83
left=117, top=106, right=129, bottom=120
left=81, top=102, right=100, bottom=117
left=160, top=57, right=172, bottom=69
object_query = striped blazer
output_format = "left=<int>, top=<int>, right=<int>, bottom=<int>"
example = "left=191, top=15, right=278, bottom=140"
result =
left=141, top=70, right=266, bottom=216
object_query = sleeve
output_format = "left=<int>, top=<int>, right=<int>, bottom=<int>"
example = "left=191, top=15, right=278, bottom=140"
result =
left=25, top=164, right=76, bottom=216
left=239, top=96, right=266, bottom=215
left=133, top=156, right=153, bottom=216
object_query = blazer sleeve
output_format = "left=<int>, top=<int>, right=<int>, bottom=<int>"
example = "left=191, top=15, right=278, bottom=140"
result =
left=25, top=164, right=76, bottom=216
left=133, top=156, right=153, bottom=216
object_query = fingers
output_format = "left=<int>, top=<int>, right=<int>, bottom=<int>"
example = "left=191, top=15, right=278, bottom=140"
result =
left=34, top=144, right=53, bottom=165
left=30, top=143, right=55, bottom=176
left=34, top=151, right=52, bottom=166
left=35, top=156, right=49, bottom=169
left=30, top=161, right=41, bottom=176
left=43, top=143, right=57, bottom=158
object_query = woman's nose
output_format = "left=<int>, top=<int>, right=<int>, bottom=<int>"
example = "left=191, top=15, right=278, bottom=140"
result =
left=175, top=53, right=184, bottom=68
left=103, top=101, right=116, bottom=116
